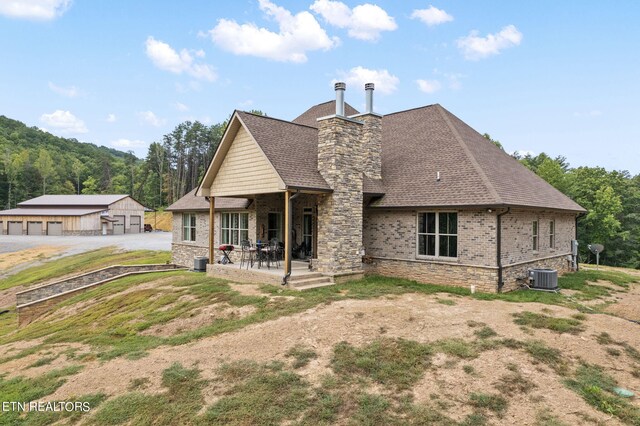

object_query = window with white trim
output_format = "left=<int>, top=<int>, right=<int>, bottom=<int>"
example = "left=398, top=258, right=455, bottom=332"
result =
left=532, top=220, right=539, bottom=251
left=417, top=212, right=458, bottom=258
left=267, top=212, right=282, bottom=242
left=182, top=213, right=196, bottom=242
left=221, top=212, right=249, bottom=245
left=549, top=220, right=555, bottom=249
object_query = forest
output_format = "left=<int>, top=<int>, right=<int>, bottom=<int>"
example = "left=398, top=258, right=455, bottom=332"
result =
left=0, top=115, right=638, bottom=268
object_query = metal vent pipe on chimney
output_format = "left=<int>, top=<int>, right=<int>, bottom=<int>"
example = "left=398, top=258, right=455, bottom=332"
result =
left=365, top=82, right=374, bottom=113
left=335, top=82, right=346, bottom=116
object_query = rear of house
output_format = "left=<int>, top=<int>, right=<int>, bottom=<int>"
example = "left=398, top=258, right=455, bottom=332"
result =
left=0, top=194, right=146, bottom=236
left=168, top=83, right=585, bottom=292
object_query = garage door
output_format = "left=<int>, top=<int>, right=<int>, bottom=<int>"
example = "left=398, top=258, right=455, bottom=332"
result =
left=129, top=215, right=141, bottom=233
left=8, top=221, right=23, bottom=235
left=113, top=215, right=125, bottom=235
left=27, top=221, right=43, bottom=235
left=47, top=221, right=63, bottom=236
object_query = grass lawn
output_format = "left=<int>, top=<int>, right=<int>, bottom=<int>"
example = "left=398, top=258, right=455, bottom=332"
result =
left=0, top=253, right=638, bottom=425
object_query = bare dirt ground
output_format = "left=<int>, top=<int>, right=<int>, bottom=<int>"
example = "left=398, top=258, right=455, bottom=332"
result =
left=0, top=245, right=65, bottom=272
left=20, top=286, right=634, bottom=425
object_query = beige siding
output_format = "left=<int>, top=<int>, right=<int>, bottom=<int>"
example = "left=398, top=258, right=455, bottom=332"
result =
left=211, top=126, right=284, bottom=196
left=108, top=196, right=146, bottom=233
left=0, top=214, right=101, bottom=234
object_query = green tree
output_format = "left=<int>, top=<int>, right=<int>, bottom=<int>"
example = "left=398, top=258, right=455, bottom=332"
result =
left=2, top=149, right=28, bottom=208
left=81, top=176, right=99, bottom=194
left=71, top=158, right=85, bottom=195
left=482, top=133, right=504, bottom=150
left=34, top=149, right=56, bottom=194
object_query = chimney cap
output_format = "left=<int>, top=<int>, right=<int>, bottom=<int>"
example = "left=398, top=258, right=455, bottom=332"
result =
left=334, top=82, right=346, bottom=91
left=365, top=82, right=375, bottom=90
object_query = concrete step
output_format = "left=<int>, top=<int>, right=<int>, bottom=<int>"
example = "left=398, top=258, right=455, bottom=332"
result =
left=289, top=276, right=334, bottom=291
left=288, top=272, right=324, bottom=282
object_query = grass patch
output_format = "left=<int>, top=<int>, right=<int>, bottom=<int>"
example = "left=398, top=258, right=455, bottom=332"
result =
left=512, top=311, right=585, bottom=334
left=474, top=326, right=498, bottom=339
left=433, top=338, right=478, bottom=359
left=285, top=344, right=318, bottom=369
left=331, top=338, right=433, bottom=390
left=89, top=363, right=205, bottom=425
left=469, top=392, right=508, bottom=417
left=494, top=367, right=536, bottom=394
left=436, top=298, right=456, bottom=306
left=463, top=365, right=476, bottom=375
left=0, top=247, right=170, bottom=291
left=203, top=362, right=310, bottom=425
left=565, top=363, right=640, bottom=424
left=536, top=408, right=569, bottom=426
left=596, top=332, right=615, bottom=345
left=26, top=355, right=58, bottom=369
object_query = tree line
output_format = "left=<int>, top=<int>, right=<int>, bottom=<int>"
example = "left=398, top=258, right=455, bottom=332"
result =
left=485, top=134, right=640, bottom=268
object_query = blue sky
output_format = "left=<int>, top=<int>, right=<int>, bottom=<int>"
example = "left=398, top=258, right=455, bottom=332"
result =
left=0, top=0, right=638, bottom=174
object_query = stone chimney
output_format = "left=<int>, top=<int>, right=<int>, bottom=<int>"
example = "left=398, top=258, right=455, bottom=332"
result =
left=353, top=83, right=382, bottom=180
left=315, top=82, right=364, bottom=276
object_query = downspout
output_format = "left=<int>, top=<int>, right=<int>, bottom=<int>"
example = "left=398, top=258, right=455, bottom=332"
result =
left=496, top=207, right=511, bottom=293
left=575, top=212, right=586, bottom=271
left=282, top=191, right=300, bottom=285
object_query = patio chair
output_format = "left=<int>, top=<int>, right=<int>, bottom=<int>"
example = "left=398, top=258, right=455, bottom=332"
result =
left=240, top=239, right=255, bottom=269
left=269, top=239, right=280, bottom=268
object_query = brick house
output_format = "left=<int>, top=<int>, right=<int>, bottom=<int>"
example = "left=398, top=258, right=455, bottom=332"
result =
left=167, top=83, right=585, bottom=292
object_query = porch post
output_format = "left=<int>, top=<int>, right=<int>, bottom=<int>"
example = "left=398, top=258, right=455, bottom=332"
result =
left=284, top=191, right=291, bottom=276
left=209, top=196, right=215, bottom=264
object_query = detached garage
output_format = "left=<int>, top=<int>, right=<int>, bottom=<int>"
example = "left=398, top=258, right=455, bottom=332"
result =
left=0, top=194, right=147, bottom=236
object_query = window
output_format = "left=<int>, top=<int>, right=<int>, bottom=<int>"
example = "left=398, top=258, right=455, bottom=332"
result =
left=417, top=212, right=457, bottom=258
left=549, top=220, right=555, bottom=249
left=267, top=212, right=282, bottom=241
left=532, top=220, right=539, bottom=251
left=221, top=212, right=249, bottom=245
left=182, top=213, right=196, bottom=242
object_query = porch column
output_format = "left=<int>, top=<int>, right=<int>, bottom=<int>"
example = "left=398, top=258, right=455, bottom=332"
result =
left=284, top=191, right=291, bottom=276
left=208, top=196, right=215, bottom=264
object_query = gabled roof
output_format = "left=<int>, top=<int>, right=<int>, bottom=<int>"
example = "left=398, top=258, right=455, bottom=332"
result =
left=292, top=101, right=359, bottom=128
left=166, top=188, right=250, bottom=212
left=0, top=207, right=104, bottom=216
left=18, top=194, right=129, bottom=207
left=236, top=111, right=332, bottom=191
left=372, top=104, right=585, bottom=212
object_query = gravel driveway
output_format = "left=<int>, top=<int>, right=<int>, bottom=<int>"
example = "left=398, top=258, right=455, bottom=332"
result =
left=0, top=232, right=171, bottom=256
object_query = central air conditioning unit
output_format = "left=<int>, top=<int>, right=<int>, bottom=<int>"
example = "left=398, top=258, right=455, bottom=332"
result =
left=529, top=269, right=558, bottom=290
left=194, top=256, right=208, bottom=272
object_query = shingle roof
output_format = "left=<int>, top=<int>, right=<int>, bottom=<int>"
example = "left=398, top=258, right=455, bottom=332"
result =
left=18, top=194, right=129, bottom=207
left=0, top=207, right=104, bottom=216
left=237, top=111, right=332, bottom=191
left=292, top=101, right=359, bottom=128
left=166, top=188, right=250, bottom=212
left=370, top=104, right=585, bottom=211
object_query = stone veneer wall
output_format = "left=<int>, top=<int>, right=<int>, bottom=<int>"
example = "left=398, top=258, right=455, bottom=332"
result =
left=357, top=114, right=382, bottom=180
left=316, top=115, right=364, bottom=275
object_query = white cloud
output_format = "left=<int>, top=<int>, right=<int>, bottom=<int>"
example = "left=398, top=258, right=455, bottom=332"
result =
left=0, top=0, right=71, bottom=20
left=110, top=138, right=148, bottom=149
left=333, top=66, right=399, bottom=95
left=48, top=81, right=79, bottom=97
left=174, top=102, right=189, bottom=111
left=138, top=111, right=164, bottom=127
left=239, top=99, right=254, bottom=108
left=411, top=5, right=453, bottom=27
left=145, top=36, right=217, bottom=81
left=208, top=0, right=338, bottom=63
left=40, top=110, right=87, bottom=134
left=106, top=113, right=117, bottom=122
left=457, top=25, right=522, bottom=60
left=416, top=79, right=441, bottom=94
left=310, top=0, right=397, bottom=41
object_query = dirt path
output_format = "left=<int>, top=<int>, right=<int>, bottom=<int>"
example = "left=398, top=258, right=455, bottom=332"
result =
left=42, top=292, right=638, bottom=425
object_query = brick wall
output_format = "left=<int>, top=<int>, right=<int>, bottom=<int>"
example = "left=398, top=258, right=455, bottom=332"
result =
left=500, top=209, right=575, bottom=265
left=363, top=208, right=496, bottom=267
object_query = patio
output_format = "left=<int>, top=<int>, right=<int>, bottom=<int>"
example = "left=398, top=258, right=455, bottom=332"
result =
left=207, top=259, right=333, bottom=288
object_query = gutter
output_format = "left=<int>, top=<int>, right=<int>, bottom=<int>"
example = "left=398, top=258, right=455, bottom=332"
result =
left=496, top=207, right=511, bottom=293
